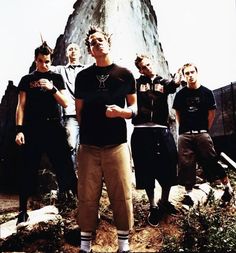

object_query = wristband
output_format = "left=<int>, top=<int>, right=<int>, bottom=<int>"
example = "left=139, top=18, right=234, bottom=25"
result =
left=16, top=125, right=24, bottom=134
left=128, top=107, right=137, bottom=119
left=48, top=86, right=58, bottom=94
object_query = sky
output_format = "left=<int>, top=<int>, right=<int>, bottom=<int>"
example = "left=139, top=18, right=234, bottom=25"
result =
left=0, top=0, right=236, bottom=100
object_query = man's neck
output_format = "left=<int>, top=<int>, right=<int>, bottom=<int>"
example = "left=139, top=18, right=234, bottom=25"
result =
left=95, top=54, right=113, bottom=67
left=187, top=81, right=201, bottom=89
left=69, top=59, right=80, bottom=65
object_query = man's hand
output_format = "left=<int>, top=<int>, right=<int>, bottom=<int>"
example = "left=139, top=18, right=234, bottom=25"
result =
left=38, top=78, right=54, bottom=91
left=15, top=132, right=25, bottom=145
left=105, top=104, right=122, bottom=118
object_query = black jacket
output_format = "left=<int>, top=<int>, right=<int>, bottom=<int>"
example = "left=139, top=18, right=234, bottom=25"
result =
left=132, top=75, right=178, bottom=126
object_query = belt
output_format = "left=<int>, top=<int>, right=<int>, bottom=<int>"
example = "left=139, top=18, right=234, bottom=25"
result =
left=184, top=130, right=208, bottom=134
left=44, top=117, right=60, bottom=121
left=64, top=115, right=77, bottom=119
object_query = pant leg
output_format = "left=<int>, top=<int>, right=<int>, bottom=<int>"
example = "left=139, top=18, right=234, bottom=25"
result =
left=195, top=133, right=227, bottom=182
left=64, top=117, right=80, bottom=170
left=131, top=128, right=156, bottom=189
left=178, top=134, right=197, bottom=189
left=77, top=145, right=103, bottom=232
left=102, top=143, right=133, bottom=231
left=17, top=126, right=43, bottom=211
left=45, top=122, right=77, bottom=193
left=156, top=128, right=178, bottom=187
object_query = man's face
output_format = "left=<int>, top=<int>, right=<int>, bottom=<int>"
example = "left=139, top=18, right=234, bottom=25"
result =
left=88, top=32, right=110, bottom=57
left=66, top=43, right=80, bottom=61
left=35, top=53, right=51, bottom=72
left=183, top=66, right=198, bottom=85
left=138, top=58, right=155, bottom=78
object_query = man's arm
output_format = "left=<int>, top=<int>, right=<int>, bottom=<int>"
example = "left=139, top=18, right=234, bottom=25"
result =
left=105, top=93, right=138, bottom=119
left=174, top=110, right=181, bottom=127
left=38, top=78, right=68, bottom=108
left=15, top=91, right=26, bottom=145
left=75, top=98, right=84, bottom=124
left=208, top=109, right=216, bottom=130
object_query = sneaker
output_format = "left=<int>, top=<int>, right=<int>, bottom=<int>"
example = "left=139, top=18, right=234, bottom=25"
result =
left=181, top=194, right=194, bottom=206
left=220, top=187, right=234, bottom=206
left=158, top=200, right=179, bottom=215
left=147, top=206, right=163, bottom=227
left=16, top=211, right=29, bottom=226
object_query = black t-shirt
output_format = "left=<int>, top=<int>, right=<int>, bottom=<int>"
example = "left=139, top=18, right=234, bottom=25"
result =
left=18, top=70, right=65, bottom=123
left=74, top=63, right=136, bottom=146
left=172, top=85, right=216, bottom=134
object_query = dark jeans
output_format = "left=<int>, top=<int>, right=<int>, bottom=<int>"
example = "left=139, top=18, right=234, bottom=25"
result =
left=17, top=120, right=77, bottom=199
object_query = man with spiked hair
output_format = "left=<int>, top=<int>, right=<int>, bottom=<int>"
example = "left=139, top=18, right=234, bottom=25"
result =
left=15, top=42, right=77, bottom=226
left=75, top=26, right=137, bottom=253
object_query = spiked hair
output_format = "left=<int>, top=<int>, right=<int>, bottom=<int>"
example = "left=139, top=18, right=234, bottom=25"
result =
left=34, top=41, right=53, bottom=59
left=85, top=26, right=111, bottom=52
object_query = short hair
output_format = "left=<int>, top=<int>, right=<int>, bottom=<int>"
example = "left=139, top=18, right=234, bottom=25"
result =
left=134, top=54, right=150, bottom=70
left=66, top=42, right=80, bottom=53
left=182, top=63, right=198, bottom=75
left=84, top=26, right=111, bottom=52
left=34, top=41, right=53, bottom=59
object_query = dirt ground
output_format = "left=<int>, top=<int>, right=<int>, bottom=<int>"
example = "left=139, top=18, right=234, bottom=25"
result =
left=0, top=172, right=231, bottom=252
left=0, top=184, right=183, bottom=253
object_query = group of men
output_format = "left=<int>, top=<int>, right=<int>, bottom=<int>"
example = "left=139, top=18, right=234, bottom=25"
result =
left=14, top=26, right=234, bottom=253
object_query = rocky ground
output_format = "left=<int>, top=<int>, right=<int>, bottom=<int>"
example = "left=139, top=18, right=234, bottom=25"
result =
left=0, top=171, right=235, bottom=253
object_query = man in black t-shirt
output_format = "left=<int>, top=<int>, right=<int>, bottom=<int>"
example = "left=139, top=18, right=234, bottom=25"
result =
left=75, top=26, right=137, bottom=253
left=173, top=63, right=234, bottom=207
left=15, top=42, right=77, bottom=226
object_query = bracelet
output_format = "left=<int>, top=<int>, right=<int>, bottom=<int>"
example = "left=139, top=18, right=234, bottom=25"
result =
left=48, top=86, right=58, bottom=94
left=16, top=125, right=24, bottom=134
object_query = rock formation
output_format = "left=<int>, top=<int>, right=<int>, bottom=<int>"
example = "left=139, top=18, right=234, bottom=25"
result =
left=53, top=0, right=170, bottom=79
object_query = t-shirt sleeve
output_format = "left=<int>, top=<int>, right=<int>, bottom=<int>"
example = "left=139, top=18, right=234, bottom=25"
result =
left=126, top=70, right=136, bottom=94
left=18, top=75, right=28, bottom=92
left=207, top=90, right=217, bottom=110
left=74, top=72, right=84, bottom=99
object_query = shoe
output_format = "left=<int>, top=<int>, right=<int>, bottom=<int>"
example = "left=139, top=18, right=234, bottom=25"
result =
left=117, top=250, right=131, bottom=253
left=16, top=211, right=29, bottom=226
left=79, top=250, right=93, bottom=253
left=147, top=206, right=163, bottom=227
left=220, top=187, right=234, bottom=207
left=181, top=194, right=194, bottom=206
left=158, top=200, right=179, bottom=215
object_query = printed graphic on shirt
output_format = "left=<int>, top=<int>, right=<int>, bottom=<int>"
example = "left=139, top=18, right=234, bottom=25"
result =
left=30, top=80, right=40, bottom=88
left=96, top=74, right=109, bottom=89
left=154, top=83, right=164, bottom=93
left=186, top=96, right=200, bottom=112
left=140, top=83, right=151, bottom=92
